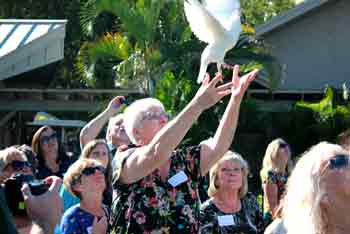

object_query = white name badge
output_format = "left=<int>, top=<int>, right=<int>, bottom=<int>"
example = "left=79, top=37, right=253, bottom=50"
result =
left=87, top=226, right=93, bottom=234
left=168, top=171, right=188, bottom=187
left=218, top=215, right=235, bottom=227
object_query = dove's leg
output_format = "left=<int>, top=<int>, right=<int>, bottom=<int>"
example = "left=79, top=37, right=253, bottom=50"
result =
left=217, top=63, right=222, bottom=75
left=222, top=63, right=236, bottom=70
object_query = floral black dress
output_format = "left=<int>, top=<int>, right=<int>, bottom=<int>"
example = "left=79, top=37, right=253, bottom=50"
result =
left=109, top=145, right=202, bottom=234
left=200, top=193, right=263, bottom=234
left=261, top=170, right=288, bottom=225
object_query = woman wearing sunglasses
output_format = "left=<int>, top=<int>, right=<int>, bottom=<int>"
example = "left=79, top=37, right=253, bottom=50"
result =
left=60, top=158, right=109, bottom=234
left=0, top=147, right=33, bottom=183
left=0, top=147, right=35, bottom=233
left=54, top=140, right=112, bottom=234
left=32, top=126, right=72, bottom=179
left=283, top=142, right=350, bottom=234
left=260, top=138, right=293, bottom=226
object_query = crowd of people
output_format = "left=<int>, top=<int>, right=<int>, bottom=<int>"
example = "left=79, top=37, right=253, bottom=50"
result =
left=1, top=66, right=350, bottom=234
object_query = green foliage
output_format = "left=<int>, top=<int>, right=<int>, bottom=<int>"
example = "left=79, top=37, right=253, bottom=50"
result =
left=241, top=0, right=296, bottom=26
left=155, top=70, right=195, bottom=116
left=296, top=86, right=350, bottom=122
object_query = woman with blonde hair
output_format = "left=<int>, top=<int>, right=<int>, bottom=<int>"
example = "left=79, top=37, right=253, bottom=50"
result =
left=283, top=142, right=350, bottom=234
left=200, top=151, right=263, bottom=234
left=260, top=138, right=292, bottom=225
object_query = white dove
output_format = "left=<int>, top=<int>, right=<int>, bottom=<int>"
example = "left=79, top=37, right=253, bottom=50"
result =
left=184, top=0, right=242, bottom=83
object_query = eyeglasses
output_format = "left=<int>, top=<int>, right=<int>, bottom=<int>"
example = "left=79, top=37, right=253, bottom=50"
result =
left=9, top=160, right=32, bottom=171
left=141, top=111, right=171, bottom=121
left=115, top=125, right=126, bottom=133
left=326, top=154, right=349, bottom=170
left=221, top=167, right=242, bottom=174
left=40, top=132, right=57, bottom=145
left=81, top=166, right=106, bottom=176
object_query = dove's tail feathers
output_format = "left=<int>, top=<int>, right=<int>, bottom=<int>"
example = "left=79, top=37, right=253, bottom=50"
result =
left=197, top=61, right=209, bottom=84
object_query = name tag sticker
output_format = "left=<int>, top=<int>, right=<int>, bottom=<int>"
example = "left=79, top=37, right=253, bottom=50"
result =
left=168, top=171, right=188, bottom=187
left=218, top=215, right=235, bottom=227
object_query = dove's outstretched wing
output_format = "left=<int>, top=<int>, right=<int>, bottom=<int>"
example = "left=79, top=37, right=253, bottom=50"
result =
left=184, top=0, right=226, bottom=44
left=204, top=0, right=241, bottom=32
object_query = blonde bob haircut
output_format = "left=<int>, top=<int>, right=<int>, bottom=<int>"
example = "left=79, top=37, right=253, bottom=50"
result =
left=208, top=151, right=249, bottom=198
left=63, top=158, right=103, bottom=199
left=260, top=138, right=293, bottom=181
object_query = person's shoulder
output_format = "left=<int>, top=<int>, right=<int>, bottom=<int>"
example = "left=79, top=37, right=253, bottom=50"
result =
left=62, top=204, right=81, bottom=218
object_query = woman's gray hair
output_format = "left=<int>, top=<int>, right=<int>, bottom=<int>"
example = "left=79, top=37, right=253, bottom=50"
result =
left=208, top=151, right=249, bottom=198
left=283, top=142, right=345, bottom=234
left=123, top=98, right=165, bottom=144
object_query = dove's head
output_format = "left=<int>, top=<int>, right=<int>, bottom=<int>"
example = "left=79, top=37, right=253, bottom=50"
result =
left=123, top=98, right=170, bottom=145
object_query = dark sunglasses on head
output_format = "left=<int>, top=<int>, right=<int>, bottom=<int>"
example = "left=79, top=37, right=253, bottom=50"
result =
left=40, top=132, right=57, bottom=145
left=280, top=143, right=289, bottom=148
left=82, top=166, right=106, bottom=176
left=327, top=154, right=349, bottom=170
left=10, top=160, right=32, bottom=171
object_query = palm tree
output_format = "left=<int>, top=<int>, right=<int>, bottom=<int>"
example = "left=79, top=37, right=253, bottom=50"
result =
left=77, top=0, right=283, bottom=97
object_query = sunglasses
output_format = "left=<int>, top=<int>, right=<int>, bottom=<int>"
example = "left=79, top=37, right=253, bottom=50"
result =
left=142, top=111, right=171, bottom=121
left=9, top=160, right=32, bottom=171
left=326, top=154, right=349, bottom=170
left=40, top=132, right=57, bottom=145
left=280, top=143, right=289, bottom=148
left=82, top=166, right=106, bottom=176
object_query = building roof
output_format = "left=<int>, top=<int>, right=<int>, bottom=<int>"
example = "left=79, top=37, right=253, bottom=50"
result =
left=256, top=0, right=333, bottom=36
left=0, top=19, right=67, bottom=80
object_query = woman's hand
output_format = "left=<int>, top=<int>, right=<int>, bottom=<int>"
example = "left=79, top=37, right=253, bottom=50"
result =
left=21, top=176, right=63, bottom=233
left=230, top=65, right=259, bottom=100
left=107, top=96, right=126, bottom=114
left=92, top=216, right=108, bottom=234
left=193, top=73, right=233, bottom=111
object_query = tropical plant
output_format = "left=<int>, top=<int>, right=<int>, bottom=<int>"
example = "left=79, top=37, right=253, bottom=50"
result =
left=296, top=86, right=350, bottom=123
left=295, top=86, right=350, bottom=141
left=77, top=0, right=285, bottom=96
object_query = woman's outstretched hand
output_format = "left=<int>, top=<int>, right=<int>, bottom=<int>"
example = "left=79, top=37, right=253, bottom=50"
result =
left=230, top=65, right=259, bottom=100
left=193, top=65, right=258, bottom=110
left=193, top=72, right=233, bottom=111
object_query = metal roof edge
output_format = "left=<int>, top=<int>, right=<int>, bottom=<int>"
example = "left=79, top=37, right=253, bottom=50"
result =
left=255, top=0, right=333, bottom=36
left=0, top=19, right=67, bottom=24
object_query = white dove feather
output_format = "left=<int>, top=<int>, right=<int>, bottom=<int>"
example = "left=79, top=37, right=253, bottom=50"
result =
left=184, top=0, right=242, bottom=83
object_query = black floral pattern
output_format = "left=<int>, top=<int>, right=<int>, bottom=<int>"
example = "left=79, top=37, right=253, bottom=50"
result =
left=109, top=145, right=202, bottom=234
left=200, top=193, right=264, bottom=234
left=261, top=170, right=288, bottom=226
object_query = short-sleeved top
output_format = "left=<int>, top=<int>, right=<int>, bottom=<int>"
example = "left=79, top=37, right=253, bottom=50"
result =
left=60, top=204, right=109, bottom=234
left=36, top=156, right=73, bottom=179
left=261, top=170, right=288, bottom=214
left=110, top=145, right=202, bottom=234
left=200, top=193, right=264, bottom=234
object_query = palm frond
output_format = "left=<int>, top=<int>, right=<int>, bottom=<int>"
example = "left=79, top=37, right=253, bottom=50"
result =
left=88, top=32, right=132, bottom=63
